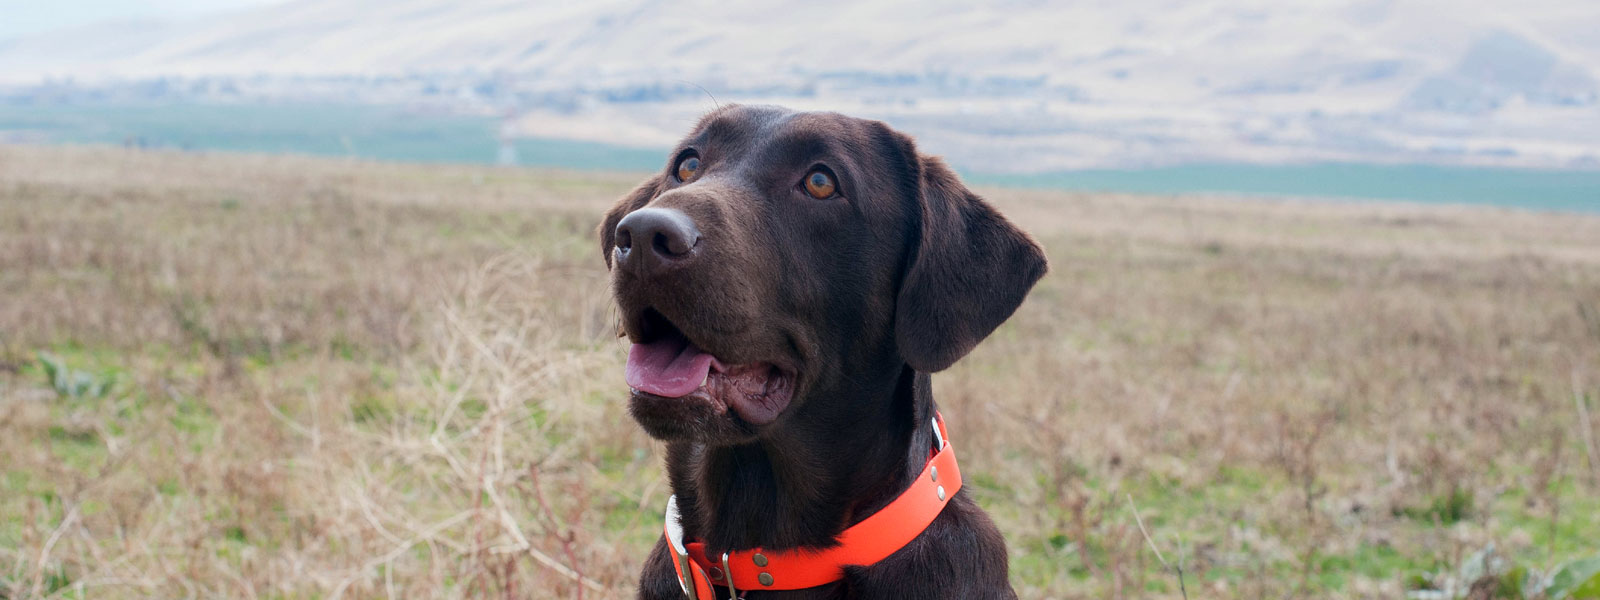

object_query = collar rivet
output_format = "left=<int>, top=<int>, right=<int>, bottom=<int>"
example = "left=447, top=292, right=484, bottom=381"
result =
left=662, top=412, right=960, bottom=595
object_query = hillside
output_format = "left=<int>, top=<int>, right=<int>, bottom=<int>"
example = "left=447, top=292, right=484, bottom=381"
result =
left=2, top=0, right=1598, bottom=171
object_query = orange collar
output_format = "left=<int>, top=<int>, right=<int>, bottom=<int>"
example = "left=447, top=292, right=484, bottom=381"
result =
left=662, top=414, right=962, bottom=598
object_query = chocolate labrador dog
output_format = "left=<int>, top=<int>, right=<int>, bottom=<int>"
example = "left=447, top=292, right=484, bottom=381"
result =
left=600, top=105, right=1046, bottom=599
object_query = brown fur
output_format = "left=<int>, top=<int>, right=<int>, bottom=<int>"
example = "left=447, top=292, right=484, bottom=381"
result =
left=600, top=105, right=1047, bottom=599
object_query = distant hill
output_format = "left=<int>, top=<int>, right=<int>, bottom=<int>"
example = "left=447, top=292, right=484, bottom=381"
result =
left=2, top=0, right=1597, bottom=171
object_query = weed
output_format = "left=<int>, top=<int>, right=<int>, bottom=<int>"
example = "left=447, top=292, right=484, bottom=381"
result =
left=36, top=352, right=112, bottom=399
left=3, top=145, right=1599, bottom=598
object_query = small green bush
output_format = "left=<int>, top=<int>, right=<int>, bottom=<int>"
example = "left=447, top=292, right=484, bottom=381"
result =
left=37, top=352, right=112, bottom=399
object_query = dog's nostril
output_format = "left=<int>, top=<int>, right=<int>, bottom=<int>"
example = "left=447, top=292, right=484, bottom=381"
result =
left=653, top=231, right=698, bottom=257
left=616, top=228, right=634, bottom=250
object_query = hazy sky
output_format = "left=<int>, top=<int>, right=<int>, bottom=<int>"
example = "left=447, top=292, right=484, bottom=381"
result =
left=0, top=0, right=278, bottom=40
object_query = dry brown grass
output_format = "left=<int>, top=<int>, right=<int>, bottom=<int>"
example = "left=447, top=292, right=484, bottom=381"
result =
left=2, top=144, right=1598, bottom=599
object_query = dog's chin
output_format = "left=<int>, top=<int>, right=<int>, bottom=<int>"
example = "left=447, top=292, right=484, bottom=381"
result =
left=628, top=390, right=755, bottom=443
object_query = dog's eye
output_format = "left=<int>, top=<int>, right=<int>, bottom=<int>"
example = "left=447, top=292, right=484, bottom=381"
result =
left=803, top=169, right=836, bottom=199
left=675, top=154, right=701, bottom=182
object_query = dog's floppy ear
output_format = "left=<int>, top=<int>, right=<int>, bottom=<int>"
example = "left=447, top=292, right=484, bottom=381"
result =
left=598, top=175, right=662, bottom=268
left=895, top=155, right=1047, bottom=372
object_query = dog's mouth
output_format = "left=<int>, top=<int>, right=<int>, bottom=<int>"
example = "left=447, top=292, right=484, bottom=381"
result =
left=624, top=308, right=795, bottom=426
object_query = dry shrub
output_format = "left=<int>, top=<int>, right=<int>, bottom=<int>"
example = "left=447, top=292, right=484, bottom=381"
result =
left=4, top=145, right=1600, bottom=599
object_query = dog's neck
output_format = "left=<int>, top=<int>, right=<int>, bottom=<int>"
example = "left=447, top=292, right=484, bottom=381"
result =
left=666, top=365, right=938, bottom=553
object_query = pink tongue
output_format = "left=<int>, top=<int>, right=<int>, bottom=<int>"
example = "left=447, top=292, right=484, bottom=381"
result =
left=626, top=338, right=715, bottom=398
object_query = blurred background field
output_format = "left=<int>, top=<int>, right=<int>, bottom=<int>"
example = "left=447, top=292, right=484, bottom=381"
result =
left=6, top=102, right=1599, bottom=213
left=2, top=145, right=1598, bottom=598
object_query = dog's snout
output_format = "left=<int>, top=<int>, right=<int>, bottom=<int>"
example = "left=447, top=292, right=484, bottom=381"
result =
left=614, top=207, right=701, bottom=273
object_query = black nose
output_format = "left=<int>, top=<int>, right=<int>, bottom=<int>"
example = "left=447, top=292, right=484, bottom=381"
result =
left=614, top=207, right=701, bottom=274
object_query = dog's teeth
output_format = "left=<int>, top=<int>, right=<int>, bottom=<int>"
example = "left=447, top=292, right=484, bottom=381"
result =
left=702, top=374, right=710, bottom=388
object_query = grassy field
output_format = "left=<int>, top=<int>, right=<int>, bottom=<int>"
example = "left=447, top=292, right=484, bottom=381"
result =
left=2, top=144, right=1598, bottom=599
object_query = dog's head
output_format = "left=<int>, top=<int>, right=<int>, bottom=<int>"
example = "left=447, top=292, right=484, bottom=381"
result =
left=600, top=105, right=1046, bottom=444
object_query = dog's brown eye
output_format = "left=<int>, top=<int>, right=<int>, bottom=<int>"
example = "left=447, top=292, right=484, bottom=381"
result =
left=804, top=170, right=836, bottom=199
left=675, top=155, right=700, bottom=182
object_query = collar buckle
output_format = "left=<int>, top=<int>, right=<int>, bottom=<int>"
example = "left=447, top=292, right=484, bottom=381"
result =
left=663, top=412, right=961, bottom=596
left=720, top=552, right=737, bottom=599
